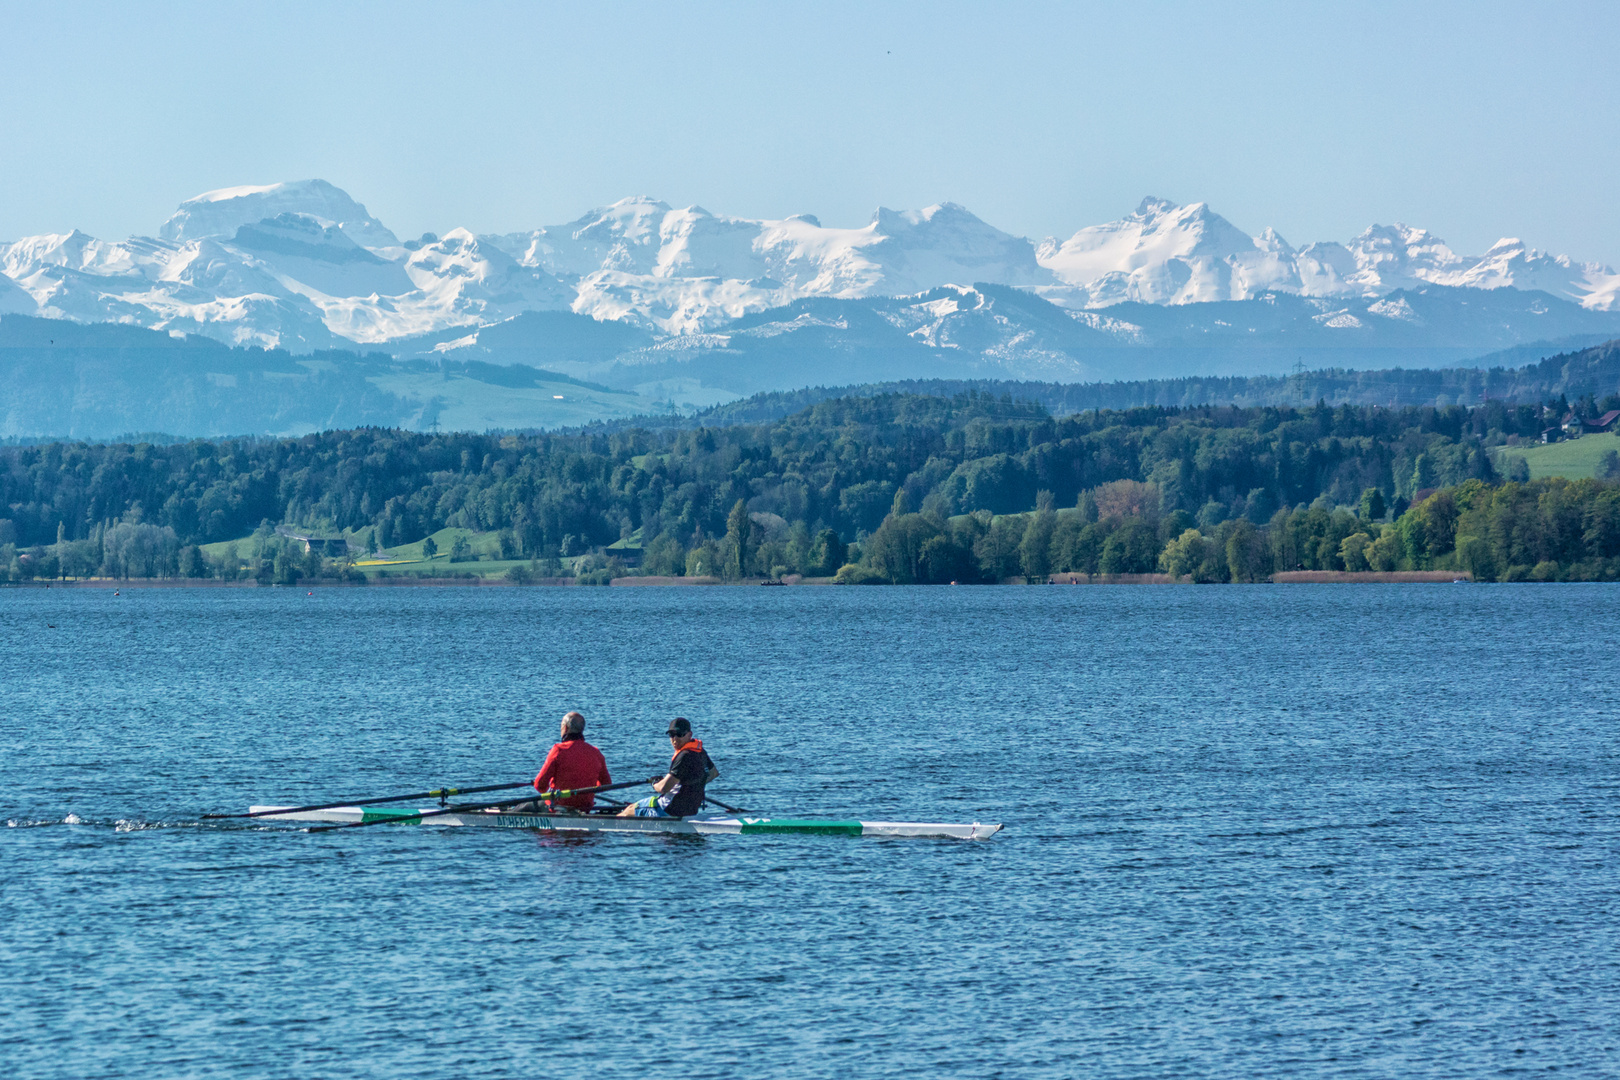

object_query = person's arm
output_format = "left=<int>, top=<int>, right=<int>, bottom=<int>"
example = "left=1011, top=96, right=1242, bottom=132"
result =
left=596, top=748, right=611, bottom=786
left=534, top=745, right=562, bottom=791
left=703, top=751, right=719, bottom=784
left=651, top=772, right=677, bottom=794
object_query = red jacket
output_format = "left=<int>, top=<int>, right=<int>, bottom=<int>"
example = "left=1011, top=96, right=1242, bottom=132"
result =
left=534, top=737, right=611, bottom=809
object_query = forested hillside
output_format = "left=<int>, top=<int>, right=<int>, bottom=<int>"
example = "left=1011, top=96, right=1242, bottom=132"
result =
left=5, top=388, right=1620, bottom=584
left=618, top=337, right=1620, bottom=431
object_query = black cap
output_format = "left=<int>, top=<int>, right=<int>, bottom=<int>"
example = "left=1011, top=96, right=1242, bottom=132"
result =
left=666, top=717, right=691, bottom=736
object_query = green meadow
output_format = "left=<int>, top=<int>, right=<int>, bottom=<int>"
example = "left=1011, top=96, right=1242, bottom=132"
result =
left=201, top=525, right=595, bottom=579
left=1495, top=432, right=1620, bottom=480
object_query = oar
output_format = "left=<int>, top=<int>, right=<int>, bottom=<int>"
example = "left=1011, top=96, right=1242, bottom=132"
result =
left=702, top=794, right=749, bottom=814
left=203, top=780, right=538, bottom=820
left=304, top=777, right=661, bottom=832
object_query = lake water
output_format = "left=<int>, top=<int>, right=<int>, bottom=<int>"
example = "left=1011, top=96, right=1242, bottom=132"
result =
left=2, top=584, right=1617, bottom=1079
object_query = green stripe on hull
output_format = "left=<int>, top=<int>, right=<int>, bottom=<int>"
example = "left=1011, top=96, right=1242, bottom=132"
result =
left=736, top=819, right=864, bottom=836
left=359, top=808, right=422, bottom=824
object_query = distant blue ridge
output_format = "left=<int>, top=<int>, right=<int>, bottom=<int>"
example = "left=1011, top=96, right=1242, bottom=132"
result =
left=4, top=287, right=1620, bottom=440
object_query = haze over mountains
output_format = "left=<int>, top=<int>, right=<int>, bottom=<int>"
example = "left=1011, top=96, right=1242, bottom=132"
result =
left=7, top=180, right=1620, bottom=438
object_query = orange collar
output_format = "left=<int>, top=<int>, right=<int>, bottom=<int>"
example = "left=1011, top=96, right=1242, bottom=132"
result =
left=670, top=737, right=703, bottom=762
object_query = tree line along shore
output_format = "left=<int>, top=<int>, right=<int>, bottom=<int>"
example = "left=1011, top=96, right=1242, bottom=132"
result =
left=4, top=390, right=1620, bottom=585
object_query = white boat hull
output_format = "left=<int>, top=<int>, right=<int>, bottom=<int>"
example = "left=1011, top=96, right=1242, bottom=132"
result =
left=249, top=806, right=1001, bottom=840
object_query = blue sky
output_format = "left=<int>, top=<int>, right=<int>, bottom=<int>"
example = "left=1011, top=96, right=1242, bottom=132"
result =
left=2, top=1, right=1617, bottom=260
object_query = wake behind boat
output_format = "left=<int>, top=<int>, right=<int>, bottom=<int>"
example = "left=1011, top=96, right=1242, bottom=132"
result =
left=247, top=804, right=1002, bottom=840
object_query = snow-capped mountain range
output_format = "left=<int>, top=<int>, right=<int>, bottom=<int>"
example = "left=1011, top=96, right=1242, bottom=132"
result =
left=1029, top=197, right=1620, bottom=311
left=3, top=180, right=1618, bottom=351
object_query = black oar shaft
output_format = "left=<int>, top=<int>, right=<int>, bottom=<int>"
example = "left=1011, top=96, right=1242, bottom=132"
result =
left=205, top=780, right=537, bottom=820
left=304, top=777, right=660, bottom=832
left=702, top=794, right=748, bottom=814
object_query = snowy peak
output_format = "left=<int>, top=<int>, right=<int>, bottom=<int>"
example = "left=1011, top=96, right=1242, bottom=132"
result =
left=307, top=229, right=572, bottom=345
left=1038, top=196, right=1298, bottom=305
left=405, top=229, right=572, bottom=311
left=515, top=197, right=1049, bottom=332
left=4, top=229, right=105, bottom=273
left=161, top=180, right=399, bottom=251
left=1255, top=227, right=1294, bottom=256
left=1127, top=196, right=1268, bottom=255
left=0, top=180, right=572, bottom=348
left=871, top=201, right=979, bottom=233
left=1043, top=196, right=1278, bottom=273
left=1340, top=223, right=1465, bottom=291
left=537, top=196, right=678, bottom=278
left=863, top=202, right=1048, bottom=292
left=1451, top=237, right=1614, bottom=297
left=1332, top=225, right=1620, bottom=305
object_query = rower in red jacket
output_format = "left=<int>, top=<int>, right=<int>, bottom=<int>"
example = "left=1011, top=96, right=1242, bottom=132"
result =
left=533, top=711, right=611, bottom=810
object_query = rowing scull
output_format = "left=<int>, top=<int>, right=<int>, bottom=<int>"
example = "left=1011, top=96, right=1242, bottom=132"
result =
left=249, top=805, right=1002, bottom=840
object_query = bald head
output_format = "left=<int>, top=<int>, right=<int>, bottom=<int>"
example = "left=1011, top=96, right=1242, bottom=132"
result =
left=561, top=711, right=585, bottom=738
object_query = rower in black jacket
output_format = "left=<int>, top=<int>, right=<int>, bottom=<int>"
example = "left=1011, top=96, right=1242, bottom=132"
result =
left=619, top=717, right=718, bottom=818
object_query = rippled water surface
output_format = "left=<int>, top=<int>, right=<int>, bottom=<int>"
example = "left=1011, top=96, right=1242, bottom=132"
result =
left=3, top=584, right=1618, bottom=1078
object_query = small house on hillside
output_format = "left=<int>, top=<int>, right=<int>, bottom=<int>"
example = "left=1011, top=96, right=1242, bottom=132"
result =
left=1560, top=410, right=1620, bottom=437
left=275, top=526, right=355, bottom=556
left=1542, top=427, right=1562, bottom=444
left=1584, top=410, right=1620, bottom=433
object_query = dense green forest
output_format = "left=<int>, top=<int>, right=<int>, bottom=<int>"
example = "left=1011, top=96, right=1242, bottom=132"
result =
left=844, top=474, right=1620, bottom=584
left=4, top=390, right=1620, bottom=583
